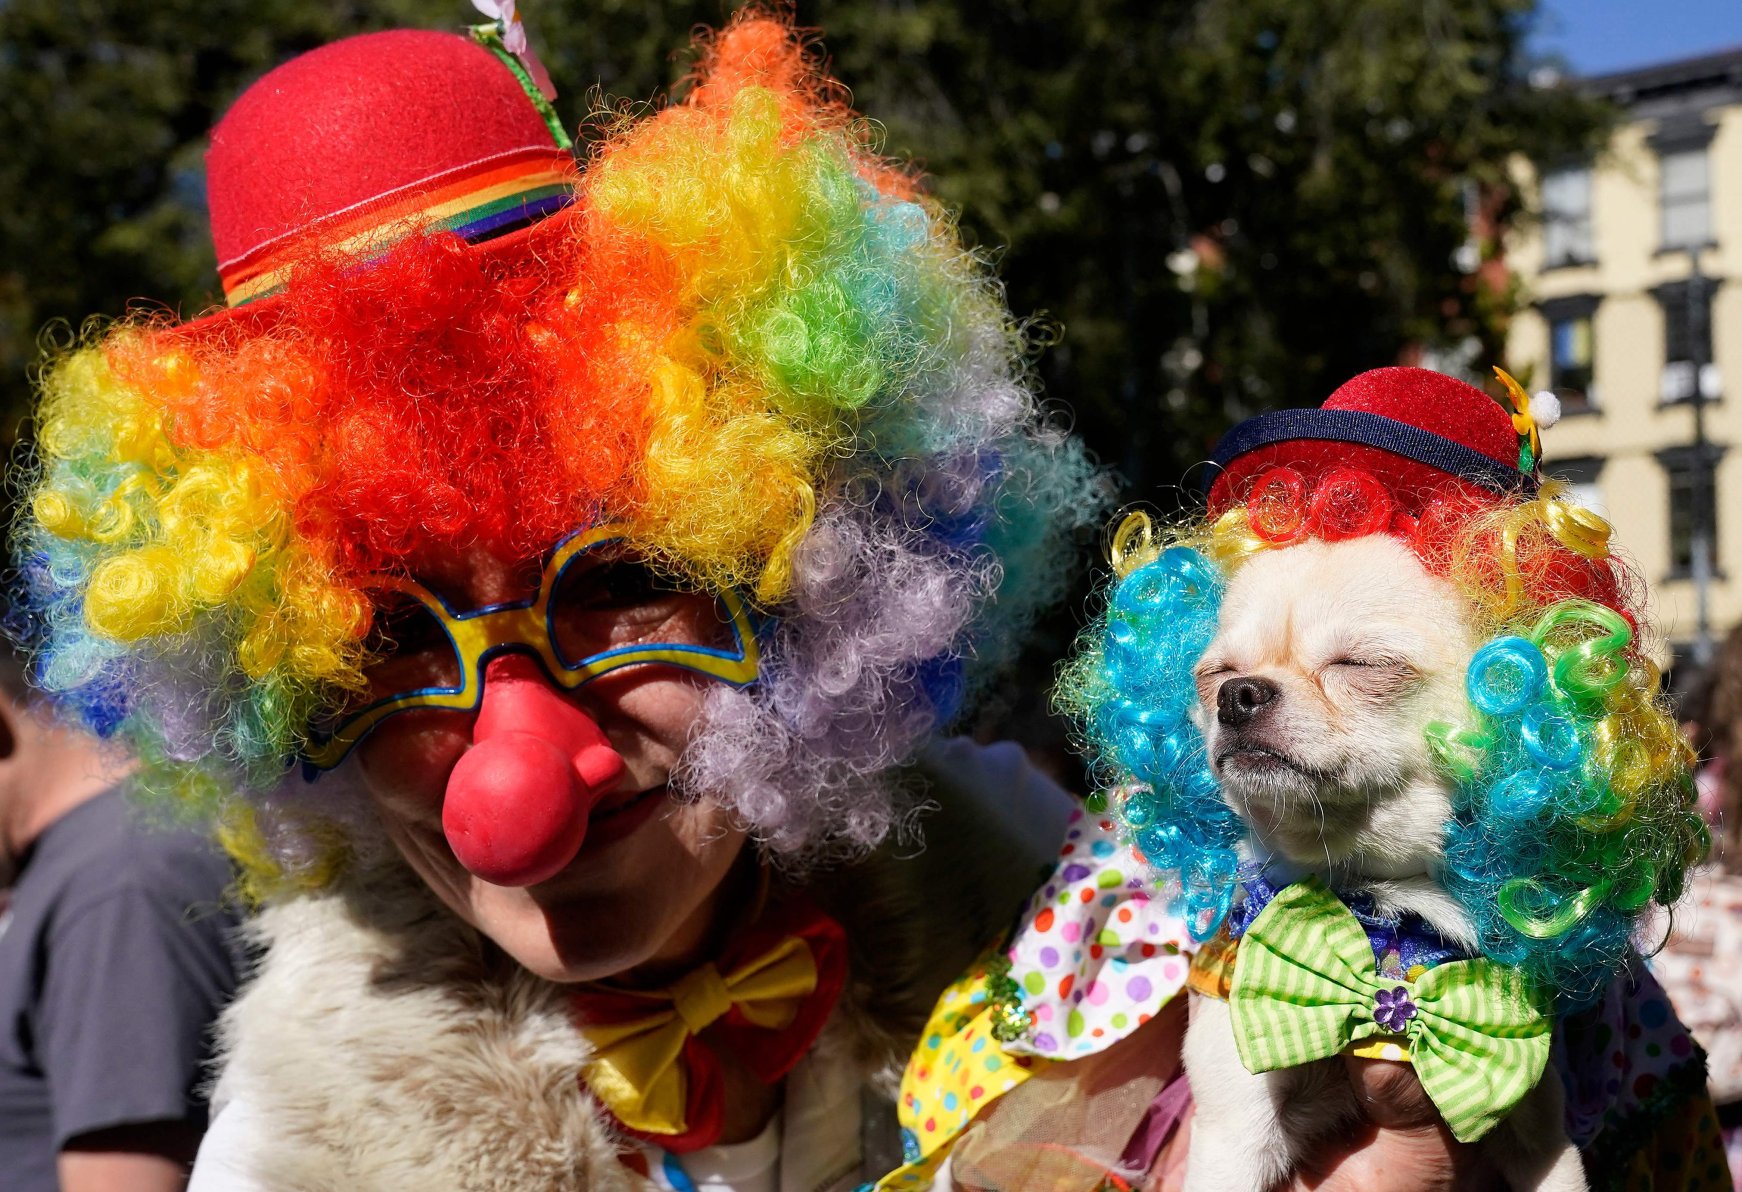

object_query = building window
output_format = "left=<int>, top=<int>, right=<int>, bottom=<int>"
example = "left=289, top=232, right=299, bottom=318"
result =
left=1654, top=279, right=1720, bottom=404
left=1540, top=295, right=1598, bottom=411
left=1658, top=445, right=1724, bottom=578
left=1549, top=456, right=1605, bottom=518
left=1541, top=167, right=1594, bottom=267
left=1659, top=147, right=1711, bottom=251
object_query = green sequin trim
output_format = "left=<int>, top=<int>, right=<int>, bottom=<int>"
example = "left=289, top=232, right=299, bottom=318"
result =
left=468, top=23, right=573, bottom=151
left=983, top=951, right=1031, bottom=1044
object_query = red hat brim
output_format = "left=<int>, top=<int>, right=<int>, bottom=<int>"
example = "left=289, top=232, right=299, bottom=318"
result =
left=171, top=200, right=582, bottom=340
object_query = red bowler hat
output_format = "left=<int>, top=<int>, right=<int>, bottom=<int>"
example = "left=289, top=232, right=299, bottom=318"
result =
left=198, top=23, right=577, bottom=317
left=1205, top=366, right=1540, bottom=518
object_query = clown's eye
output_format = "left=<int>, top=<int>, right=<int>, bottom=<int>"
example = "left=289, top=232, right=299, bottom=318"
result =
left=554, top=557, right=682, bottom=613
left=546, top=555, right=710, bottom=663
left=593, top=561, right=677, bottom=609
left=368, top=596, right=453, bottom=656
left=356, top=596, right=464, bottom=700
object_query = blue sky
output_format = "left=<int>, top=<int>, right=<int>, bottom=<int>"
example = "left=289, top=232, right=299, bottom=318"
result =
left=1534, top=0, right=1742, bottom=75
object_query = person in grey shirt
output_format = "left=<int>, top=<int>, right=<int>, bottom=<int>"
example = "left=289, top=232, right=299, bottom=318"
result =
left=0, top=666, right=240, bottom=1192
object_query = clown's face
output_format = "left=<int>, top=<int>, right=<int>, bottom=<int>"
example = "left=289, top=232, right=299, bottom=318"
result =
left=353, top=539, right=752, bottom=985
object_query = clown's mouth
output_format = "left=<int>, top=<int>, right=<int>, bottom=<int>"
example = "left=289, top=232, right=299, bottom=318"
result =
left=581, top=784, right=671, bottom=849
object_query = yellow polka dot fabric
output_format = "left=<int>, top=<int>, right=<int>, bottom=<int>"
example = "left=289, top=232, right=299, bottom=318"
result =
left=875, top=809, right=1198, bottom=1188
left=875, top=954, right=1053, bottom=1189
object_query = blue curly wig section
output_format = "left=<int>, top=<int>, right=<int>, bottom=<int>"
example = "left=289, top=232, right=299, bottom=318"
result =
left=1437, top=604, right=1698, bottom=1010
left=1063, top=547, right=1245, bottom=942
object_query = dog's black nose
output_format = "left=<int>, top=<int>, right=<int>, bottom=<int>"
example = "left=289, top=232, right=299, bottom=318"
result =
left=1217, top=676, right=1279, bottom=726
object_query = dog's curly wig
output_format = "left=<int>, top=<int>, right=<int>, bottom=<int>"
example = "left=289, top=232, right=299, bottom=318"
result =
left=1057, top=465, right=1705, bottom=1010
left=16, top=14, right=1102, bottom=892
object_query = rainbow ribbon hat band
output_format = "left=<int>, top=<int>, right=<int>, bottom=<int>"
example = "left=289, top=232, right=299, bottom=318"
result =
left=218, top=146, right=577, bottom=306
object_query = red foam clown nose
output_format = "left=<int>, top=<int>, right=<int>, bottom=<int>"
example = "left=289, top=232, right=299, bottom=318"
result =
left=443, top=655, right=626, bottom=887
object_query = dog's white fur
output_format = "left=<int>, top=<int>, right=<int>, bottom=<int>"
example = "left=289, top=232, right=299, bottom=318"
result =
left=1179, top=536, right=1587, bottom=1191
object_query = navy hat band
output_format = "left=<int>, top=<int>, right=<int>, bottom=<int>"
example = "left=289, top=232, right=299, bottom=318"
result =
left=1206, top=408, right=1536, bottom=496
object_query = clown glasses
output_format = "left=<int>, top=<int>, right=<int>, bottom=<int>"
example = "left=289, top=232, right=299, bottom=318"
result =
left=302, top=524, right=760, bottom=771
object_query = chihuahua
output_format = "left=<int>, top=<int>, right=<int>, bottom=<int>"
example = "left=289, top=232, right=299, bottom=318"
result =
left=1179, top=533, right=1587, bottom=1191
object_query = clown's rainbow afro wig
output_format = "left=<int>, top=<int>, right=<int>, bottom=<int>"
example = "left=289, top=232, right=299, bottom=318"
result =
left=1058, top=401, right=1705, bottom=1010
left=17, top=14, right=1102, bottom=889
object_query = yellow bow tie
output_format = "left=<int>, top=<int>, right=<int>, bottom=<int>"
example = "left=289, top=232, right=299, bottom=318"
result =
left=571, top=904, right=846, bottom=1151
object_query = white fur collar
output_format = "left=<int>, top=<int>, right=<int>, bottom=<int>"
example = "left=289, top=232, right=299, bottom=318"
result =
left=213, top=861, right=641, bottom=1191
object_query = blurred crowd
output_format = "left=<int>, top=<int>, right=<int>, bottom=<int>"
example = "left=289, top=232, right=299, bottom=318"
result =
left=0, top=639, right=240, bottom=1192
left=1652, top=628, right=1742, bottom=1182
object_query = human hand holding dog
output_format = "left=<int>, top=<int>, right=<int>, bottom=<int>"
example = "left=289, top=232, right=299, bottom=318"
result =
left=1281, top=1057, right=1497, bottom=1191
left=1141, top=1058, right=1496, bottom=1192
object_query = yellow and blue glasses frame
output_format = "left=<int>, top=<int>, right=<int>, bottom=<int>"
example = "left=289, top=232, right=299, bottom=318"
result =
left=301, top=524, right=761, bottom=772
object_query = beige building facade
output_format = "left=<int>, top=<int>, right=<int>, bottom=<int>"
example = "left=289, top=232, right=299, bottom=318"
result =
left=1508, top=48, right=1742, bottom=665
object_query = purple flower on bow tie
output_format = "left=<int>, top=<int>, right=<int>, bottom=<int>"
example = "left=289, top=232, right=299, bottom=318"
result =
left=1373, top=985, right=1417, bottom=1032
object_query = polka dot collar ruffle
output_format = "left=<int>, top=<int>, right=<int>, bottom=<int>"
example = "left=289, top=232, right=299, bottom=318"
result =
left=1000, top=807, right=1194, bottom=1059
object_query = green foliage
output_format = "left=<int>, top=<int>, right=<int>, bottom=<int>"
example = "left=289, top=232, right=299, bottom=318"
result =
left=0, top=1, right=445, bottom=425
left=804, top=0, right=1613, bottom=491
left=1, top=0, right=1608, bottom=493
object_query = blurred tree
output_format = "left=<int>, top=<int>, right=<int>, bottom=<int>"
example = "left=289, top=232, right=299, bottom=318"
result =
left=1, top=0, right=1607, bottom=488
left=0, top=1, right=440, bottom=428
left=807, top=0, right=1612, bottom=497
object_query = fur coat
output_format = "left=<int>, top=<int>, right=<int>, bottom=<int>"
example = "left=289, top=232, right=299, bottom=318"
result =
left=205, top=740, right=1072, bottom=1191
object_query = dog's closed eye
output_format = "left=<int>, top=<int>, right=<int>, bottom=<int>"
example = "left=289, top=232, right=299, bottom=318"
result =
left=1327, top=654, right=1411, bottom=671
left=1322, top=655, right=1418, bottom=699
left=1194, top=659, right=1234, bottom=701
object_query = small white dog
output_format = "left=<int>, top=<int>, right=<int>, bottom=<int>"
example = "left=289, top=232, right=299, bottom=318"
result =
left=1180, top=534, right=1587, bottom=1192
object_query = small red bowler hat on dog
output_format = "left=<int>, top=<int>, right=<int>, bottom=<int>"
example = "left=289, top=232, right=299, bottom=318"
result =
left=206, top=24, right=576, bottom=310
left=1205, top=366, right=1554, bottom=520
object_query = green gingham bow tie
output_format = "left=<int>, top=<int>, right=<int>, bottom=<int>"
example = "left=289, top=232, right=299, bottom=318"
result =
left=1228, top=877, right=1552, bottom=1142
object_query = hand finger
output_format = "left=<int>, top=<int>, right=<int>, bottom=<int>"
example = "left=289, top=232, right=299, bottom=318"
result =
left=1288, top=1059, right=1503, bottom=1191
left=1289, top=1118, right=1496, bottom=1192
left=1342, top=1056, right=1440, bottom=1130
